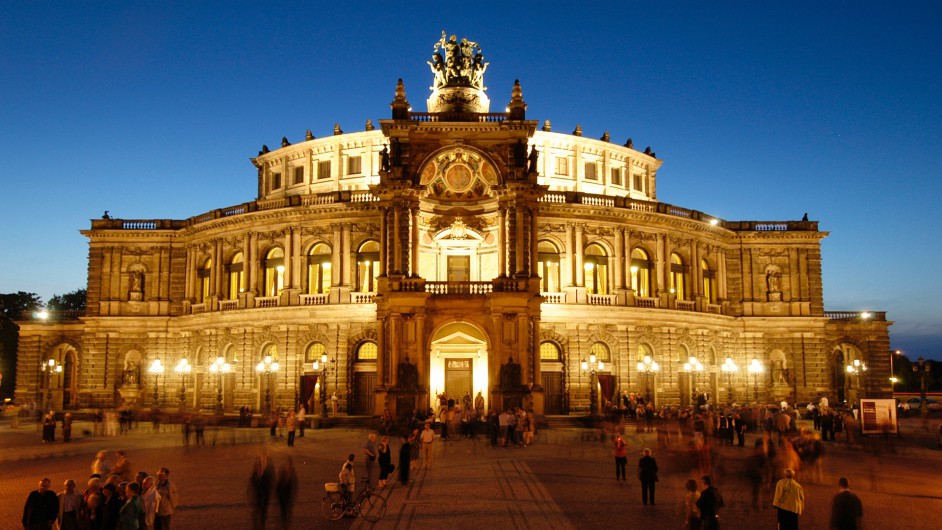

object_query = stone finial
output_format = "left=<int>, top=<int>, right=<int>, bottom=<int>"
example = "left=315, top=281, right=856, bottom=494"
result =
left=305, top=130, right=314, bottom=141
left=601, top=131, right=610, bottom=142
left=281, top=136, right=291, bottom=148
left=260, top=145, right=270, bottom=155
left=624, top=138, right=633, bottom=149
left=507, top=79, right=527, bottom=120
left=573, top=125, right=583, bottom=137
left=391, top=78, right=411, bottom=119
left=644, top=146, right=656, bottom=158
left=542, top=120, right=551, bottom=132
left=365, top=119, right=374, bottom=131
left=333, top=124, right=343, bottom=135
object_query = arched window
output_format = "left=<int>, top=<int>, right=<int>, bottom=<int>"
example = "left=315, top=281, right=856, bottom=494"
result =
left=307, top=244, right=332, bottom=294
left=540, top=341, right=561, bottom=362
left=356, top=241, right=380, bottom=293
left=356, top=341, right=377, bottom=361
left=590, top=342, right=611, bottom=362
left=263, top=248, right=285, bottom=297
left=305, top=342, right=326, bottom=363
left=261, top=344, right=278, bottom=362
left=226, top=253, right=244, bottom=300
left=584, top=243, right=609, bottom=294
left=223, top=344, right=238, bottom=363
left=62, top=350, right=77, bottom=409
left=638, top=343, right=655, bottom=362
left=701, top=259, right=716, bottom=304
left=197, top=258, right=212, bottom=303
left=670, top=253, right=687, bottom=300
left=630, top=248, right=652, bottom=297
left=538, top=241, right=560, bottom=292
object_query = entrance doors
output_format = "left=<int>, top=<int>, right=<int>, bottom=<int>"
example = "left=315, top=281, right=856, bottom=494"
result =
left=353, top=372, right=376, bottom=415
left=447, top=256, right=470, bottom=282
left=542, top=372, right=564, bottom=414
left=445, top=359, right=473, bottom=400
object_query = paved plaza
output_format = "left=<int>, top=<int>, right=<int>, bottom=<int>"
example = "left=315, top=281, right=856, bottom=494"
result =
left=2, top=416, right=942, bottom=529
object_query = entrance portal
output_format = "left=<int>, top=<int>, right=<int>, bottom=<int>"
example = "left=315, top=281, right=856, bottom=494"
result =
left=445, top=358, right=473, bottom=400
left=429, top=322, right=489, bottom=413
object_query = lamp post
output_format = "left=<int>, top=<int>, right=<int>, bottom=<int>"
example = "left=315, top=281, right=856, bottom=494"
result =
left=147, top=359, right=164, bottom=407
left=256, top=355, right=279, bottom=415
left=312, top=353, right=330, bottom=418
left=636, top=355, right=660, bottom=405
left=40, top=358, right=63, bottom=411
left=209, top=356, right=231, bottom=413
left=580, top=354, right=604, bottom=413
left=721, top=357, right=738, bottom=405
left=913, top=356, right=932, bottom=417
left=747, top=358, right=764, bottom=403
left=175, top=358, right=191, bottom=407
left=845, top=359, right=867, bottom=406
left=683, top=356, right=704, bottom=408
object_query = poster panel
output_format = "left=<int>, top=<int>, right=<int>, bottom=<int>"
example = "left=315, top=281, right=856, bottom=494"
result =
left=859, top=398, right=898, bottom=434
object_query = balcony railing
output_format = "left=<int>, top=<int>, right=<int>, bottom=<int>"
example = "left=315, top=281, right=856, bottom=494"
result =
left=542, top=292, right=566, bottom=304
left=676, top=300, right=696, bottom=311
left=219, top=300, right=239, bottom=311
left=825, top=311, right=886, bottom=321
left=255, top=296, right=280, bottom=308
left=351, top=293, right=375, bottom=304
left=300, top=294, right=328, bottom=306
left=587, top=293, right=616, bottom=306
left=425, top=281, right=493, bottom=295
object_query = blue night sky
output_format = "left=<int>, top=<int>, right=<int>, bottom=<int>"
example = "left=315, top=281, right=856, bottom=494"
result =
left=2, top=2, right=940, bottom=359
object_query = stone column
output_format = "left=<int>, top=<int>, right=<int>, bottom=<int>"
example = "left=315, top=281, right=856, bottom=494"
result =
left=410, top=207, right=420, bottom=277
left=243, top=233, right=254, bottom=295
left=376, top=317, right=386, bottom=387
left=614, top=228, right=625, bottom=290
left=529, top=206, right=539, bottom=276
left=184, top=247, right=193, bottom=300
left=331, top=225, right=342, bottom=287
left=393, top=207, right=402, bottom=274
left=575, top=224, right=585, bottom=286
left=341, top=224, right=351, bottom=287
left=507, top=206, right=518, bottom=277
left=283, top=229, right=293, bottom=289
left=379, top=207, right=388, bottom=277
left=389, top=314, right=400, bottom=387
left=564, top=223, right=574, bottom=287
left=498, top=207, right=508, bottom=277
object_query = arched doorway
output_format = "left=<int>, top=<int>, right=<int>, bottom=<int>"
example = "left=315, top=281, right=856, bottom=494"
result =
left=428, top=322, right=490, bottom=414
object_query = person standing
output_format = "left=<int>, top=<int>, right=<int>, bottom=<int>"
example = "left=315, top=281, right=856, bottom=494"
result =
left=140, top=477, right=160, bottom=530
left=398, top=434, right=412, bottom=485
left=154, top=467, right=178, bottom=530
left=92, top=451, right=111, bottom=478
left=683, top=479, right=701, bottom=530
left=62, top=412, right=74, bottom=442
left=377, top=436, right=393, bottom=488
left=829, top=477, right=863, bottom=530
left=296, top=405, right=306, bottom=438
left=696, top=476, right=723, bottom=530
left=637, top=448, right=659, bottom=505
left=338, top=454, right=356, bottom=503
left=113, top=451, right=132, bottom=482
left=285, top=411, right=297, bottom=447
left=275, top=457, right=297, bottom=530
left=613, top=435, right=627, bottom=480
left=362, top=433, right=377, bottom=486
left=117, top=482, right=143, bottom=530
left=42, top=411, right=56, bottom=443
left=57, top=479, right=83, bottom=530
left=420, top=422, right=435, bottom=469
left=772, top=468, right=805, bottom=530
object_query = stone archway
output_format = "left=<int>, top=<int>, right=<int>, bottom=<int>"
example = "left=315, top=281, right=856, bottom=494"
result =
left=428, top=322, right=490, bottom=415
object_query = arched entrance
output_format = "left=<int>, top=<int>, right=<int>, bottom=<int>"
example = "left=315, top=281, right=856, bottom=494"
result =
left=428, top=322, right=490, bottom=413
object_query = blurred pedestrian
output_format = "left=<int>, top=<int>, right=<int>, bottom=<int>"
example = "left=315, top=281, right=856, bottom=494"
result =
left=363, top=433, right=377, bottom=485
left=773, top=468, right=804, bottom=530
left=409, top=428, right=420, bottom=470
left=696, top=476, right=723, bottom=530
left=62, top=412, right=74, bottom=442
left=829, top=477, right=863, bottom=530
left=275, top=457, right=297, bottom=530
left=42, top=411, right=56, bottom=443
left=249, top=453, right=274, bottom=530
left=285, top=411, right=297, bottom=447
left=683, top=479, right=701, bottom=530
left=57, top=479, right=83, bottom=530
left=113, top=451, right=132, bottom=482
left=613, top=435, right=627, bottom=480
left=92, top=451, right=111, bottom=477
left=638, top=448, right=659, bottom=506
left=398, top=434, right=412, bottom=485
left=297, top=405, right=306, bottom=438
left=378, top=436, right=393, bottom=488
left=141, top=476, right=160, bottom=530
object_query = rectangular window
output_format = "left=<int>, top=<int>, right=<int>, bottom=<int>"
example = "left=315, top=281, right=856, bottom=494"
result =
left=611, top=167, right=622, bottom=186
left=555, top=157, right=568, bottom=176
left=633, top=173, right=643, bottom=192
left=584, top=162, right=597, bottom=181
left=347, top=156, right=362, bottom=175
left=272, top=172, right=282, bottom=190
left=293, top=166, right=304, bottom=185
left=318, top=160, right=331, bottom=180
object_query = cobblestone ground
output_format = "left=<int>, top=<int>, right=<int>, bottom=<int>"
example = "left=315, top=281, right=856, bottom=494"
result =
left=2, top=418, right=941, bottom=529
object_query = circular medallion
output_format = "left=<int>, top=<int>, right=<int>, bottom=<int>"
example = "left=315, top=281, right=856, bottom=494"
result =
left=444, top=164, right=473, bottom=192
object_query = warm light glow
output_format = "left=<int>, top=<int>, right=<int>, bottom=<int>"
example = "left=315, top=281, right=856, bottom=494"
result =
left=861, top=311, right=872, bottom=319
left=709, top=219, right=718, bottom=226
left=313, top=361, right=319, bottom=370
left=148, top=358, right=164, bottom=374
left=321, top=353, right=328, bottom=364
left=748, top=358, right=764, bottom=373
left=721, top=357, right=738, bottom=373
left=598, top=361, right=605, bottom=370
left=582, top=360, right=589, bottom=371
left=589, top=354, right=597, bottom=364
left=175, top=358, right=191, bottom=374
left=37, top=310, right=49, bottom=320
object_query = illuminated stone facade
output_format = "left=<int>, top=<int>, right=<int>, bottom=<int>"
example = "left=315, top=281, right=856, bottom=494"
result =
left=16, top=35, right=892, bottom=417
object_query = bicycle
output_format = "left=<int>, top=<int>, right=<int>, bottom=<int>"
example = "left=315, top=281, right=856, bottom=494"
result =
left=323, top=480, right=387, bottom=522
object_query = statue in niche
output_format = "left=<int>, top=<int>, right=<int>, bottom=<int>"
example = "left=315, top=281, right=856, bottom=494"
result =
left=122, top=361, right=140, bottom=385
left=772, top=360, right=790, bottom=384
left=130, top=271, right=142, bottom=292
left=527, top=146, right=539, bottom=174
left=398, top=358, right=419, bottom=390
left=380, top=145, right=390, bottom=172
left=766, top=270, right=781, bottom=293
left=499, top=356, right=522, bottom=390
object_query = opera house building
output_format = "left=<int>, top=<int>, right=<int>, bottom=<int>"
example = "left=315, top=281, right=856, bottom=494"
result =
left=16, top=35, right=891, bottom=419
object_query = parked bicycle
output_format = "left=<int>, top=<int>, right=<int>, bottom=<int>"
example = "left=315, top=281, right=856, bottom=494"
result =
left=323, top=480, right=387, bottom=522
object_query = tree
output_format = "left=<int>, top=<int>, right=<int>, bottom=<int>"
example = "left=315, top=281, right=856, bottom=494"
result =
left=47, top=288, right=87, bottom=312
left=0, top=291, right=44, bottom=399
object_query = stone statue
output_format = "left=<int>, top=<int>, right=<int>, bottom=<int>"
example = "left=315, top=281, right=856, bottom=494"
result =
left=130, top=271, right=142, bottom=293
left=766, top=270, right=781, bottom=293
left=122, top=361, right=140, bottom=385
left=428, top=53, right=446, bottom=89
left=398, top=359, right=419, bottom=390
left=499, top=357, right=522, bottom=390
left=527, top=146, right=539, bottom=174
left=432, top=31, right=488, bottom=90
left=102, top=210, right=111, bottom=219
left=380, top=145, right=390, bottom=172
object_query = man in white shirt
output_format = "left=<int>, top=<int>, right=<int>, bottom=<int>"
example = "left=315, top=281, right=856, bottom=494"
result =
left=141, top=476, right=161, bottom=530
left=420, top=422, right=436, bottom=469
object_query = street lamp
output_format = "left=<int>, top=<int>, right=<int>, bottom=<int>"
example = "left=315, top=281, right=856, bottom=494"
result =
left=580, top=354, right=604, bottom=413
left=845, top=359, right=868, bottom=404
left=174, top=358, right=191, bottom=407
left=209, top=356, right=231, bottom=413
left=147, top=359, right=164, bottom=407
left=683, top=356, right=703, bottom=408
left=636, top=355, right=660, bottom=405
left=312, top=353, right=332, bottom=418
left=40, top=358, right=63, bottom=411
left=256, top=355, right=279, bottom=415
left=747, top=358, right=764, bottom=403
left=913, top=357, right=932, bottom=417
left=721, top=357, right=739, bottom=405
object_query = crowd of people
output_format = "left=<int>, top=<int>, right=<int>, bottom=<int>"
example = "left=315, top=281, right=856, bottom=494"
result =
left=23, top=450, right=178, bottom=530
